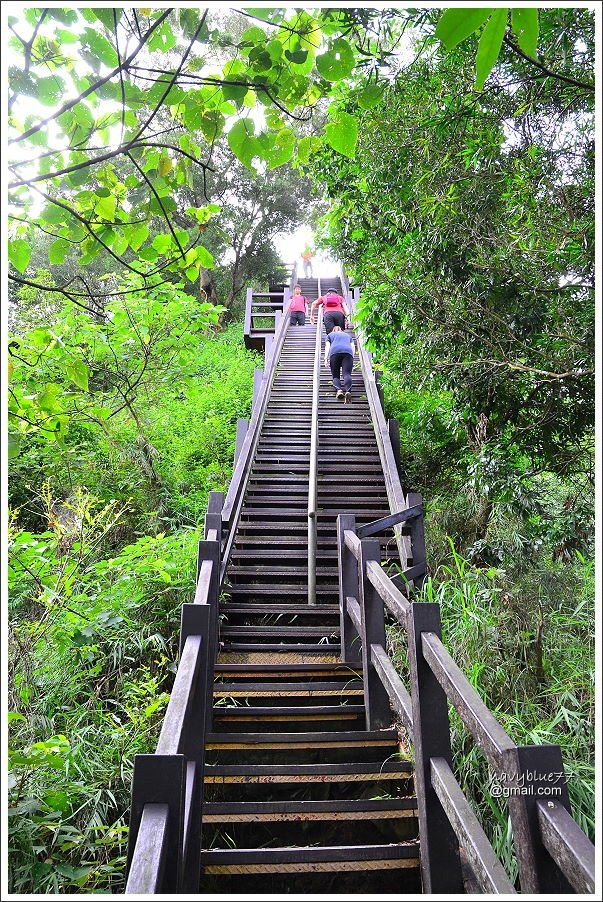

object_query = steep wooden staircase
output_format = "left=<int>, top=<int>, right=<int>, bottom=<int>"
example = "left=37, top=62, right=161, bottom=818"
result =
left=201, top=277, right=420, bottom=891
left=125, top=269, right=595, bottom=897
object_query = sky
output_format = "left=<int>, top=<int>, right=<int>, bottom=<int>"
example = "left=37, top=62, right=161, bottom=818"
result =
left=274, top=225, right=340, bottom=276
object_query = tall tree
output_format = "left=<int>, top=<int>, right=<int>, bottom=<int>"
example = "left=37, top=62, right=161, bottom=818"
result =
left=309, top=8, right=595, bottom=483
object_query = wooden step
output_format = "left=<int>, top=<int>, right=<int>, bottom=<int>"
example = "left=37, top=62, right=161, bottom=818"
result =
left=204, top=761, right=413, bottom=783
left=199, top=842, right=420, bottom=873
left=203, top=798, right=417, bottom=823
left=213, top=662, right=362, bottom=676
left=218, top=602, right=339, bottom=614
left=225, top=584, right=338, bottom=596
left=213, top=681, right=363, bottom=698
left=205, top=728, right=393, bottom=749
left=220, top=626, right=339, bottom=637
left=220, top=643, right=341, bottom=653
left=213, top=705, right=364, bottom=723
left=217, top=652, right=342, bottom=664
left=227, top=566, right=339, bottom=577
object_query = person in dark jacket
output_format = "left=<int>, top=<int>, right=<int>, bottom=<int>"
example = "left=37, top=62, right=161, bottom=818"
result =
left=310, top=290, right=350, bottom=334
left=324, top=325, right=356, bottom=403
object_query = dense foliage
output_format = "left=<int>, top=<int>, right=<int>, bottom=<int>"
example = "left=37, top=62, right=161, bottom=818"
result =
left=8, top=318, right=258, bottom=892
left=6, top=6, right=595, bottom=893
left=308, top=5, right=595, bottom=869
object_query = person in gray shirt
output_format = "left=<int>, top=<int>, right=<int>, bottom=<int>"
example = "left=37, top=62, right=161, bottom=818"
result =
left=324, top=325, right=356, bottom=403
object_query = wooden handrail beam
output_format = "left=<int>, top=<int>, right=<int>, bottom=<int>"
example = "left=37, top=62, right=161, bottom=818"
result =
left=345, top=596, right=362, bottom=634
left=343, top=530, right=362, bottom=560
left=371, top=644, right=413, bottom=733
left=126, top=803, right=169, bottom=894
left=366, top=561, right=410, bottom=624
left=193, top=559, right=214, bottom=605
left=537, top=800, right=595, bottom=894
left=421, top=632, right=515, bottom=767
left=430, top=758, right=516, bottom=894
left=357, top=504, right=423, bottom=538
left=157, top=636, right=203, bottom=756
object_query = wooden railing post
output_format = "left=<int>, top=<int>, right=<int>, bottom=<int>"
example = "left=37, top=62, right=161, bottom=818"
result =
left=252, top=368, right=264, bottom=408
left=374, top=369, right=385, bottom=410
left=126, top=754, right=186, bottom=892
left=177, top=605, right=211, bottom=893
left=501, top=744, right=574, bottom=893
left=406, top=491, right=426, bottom=590
left=234, top=419, right=248, bottom=466
left=204, top=513, right=222, bottom=546
left=387, top=418, right=409, bottom=490
left=206, top=490, right=224, bottom=514
left=264, top=333, right=273, bottom=361
left=407, top=602, right=463, bottom=893
left=194, top=538, right=220, bottom=727
left=243, top=287, right=252, bottom=338
left=357, top=537, right=391, bottom=730
left=336, top=515, right=359, bottom=662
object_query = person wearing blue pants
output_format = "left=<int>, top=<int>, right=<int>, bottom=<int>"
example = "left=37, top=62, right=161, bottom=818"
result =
left=324, top=325, right=356, bottom=403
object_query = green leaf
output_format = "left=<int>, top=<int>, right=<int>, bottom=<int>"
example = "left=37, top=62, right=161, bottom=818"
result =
left=128, top=221, right=149, bottom=251
left=8, top=712, right=27, bottom=723
left=30, top=329, right=54, bottom=349
left=241, top=25, right=267, bottom=45
left=200, top=110, right=225, bottom=143
left=296, top=135, right=318, bottom=164
left=93, top=9, right=122, bottom=30
left=137, top=245, right=159, bottom=262
left=152, top=234, right=172, bottom=254
left=36, top=76, right=66, bottom=106
left=222, top=83, right=248, bottom=105
left=49, top=238, right=71, bottom=265
left=475, top=9, right=508, bottom=90
left=265, top=128, right=296, bottom=169
left=183, top=100, right=204, bottom=131
left=245, top=9, right=283, bottom=24
left=8, top=433, right=21, bottom=460
left=511, top=8, right=539, bottom=58
left=9, top=239, right=31, bottom=274
left=316, top=38, right=355, bottom=81
left=324, top=111, right=358, bottom=159
left=227, top=119, right=258, bottom=168
left=435, top=8, right=494, bottom=50
left=8, top=66, right=38, bottom=96
left=285, top=48, right=308, bottom=64
left=65, top=359, right=90, bottom=391
left=147, top=20, right=177, bottom=53
left=80, top=28, right=119, bottom=67
left=357, top=82, right=385, bottom=110
left=111, top=233, right=129, bottom=257
left=197, top=246, right=215, bottom=269
left=95, top=194, right=116, bottom=221
left=37, top=384, right=63, bottom=413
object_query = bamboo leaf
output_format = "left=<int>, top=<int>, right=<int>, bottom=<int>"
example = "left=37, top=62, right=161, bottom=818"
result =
left=435, top=8, right=495, bottom=50
left=475, top=9, right=508, bottom=90
left=511, top=8, right=539, bottom=58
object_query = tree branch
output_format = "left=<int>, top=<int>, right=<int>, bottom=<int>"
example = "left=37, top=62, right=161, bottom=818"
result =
left=130, top=11, right=210, bottom=144
left=9, top=9, right=174, bottom=145
left=503, top=35, right=595, bottom=93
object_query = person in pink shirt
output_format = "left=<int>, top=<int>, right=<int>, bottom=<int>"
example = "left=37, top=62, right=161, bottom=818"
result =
left=310, top=290, right=350, bottom=334
left=288, top=284, right=308, bottom=326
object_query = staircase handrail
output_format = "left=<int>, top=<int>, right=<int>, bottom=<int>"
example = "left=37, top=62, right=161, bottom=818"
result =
left=337, top=518, right=596, bottom=895
left=347, top=289, right=411, bottom=567
left=220, top=304, right=290, bottom=584
left=126, top=535, right=220, bottom=893
left=308, top=305, right=323, bottom=604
